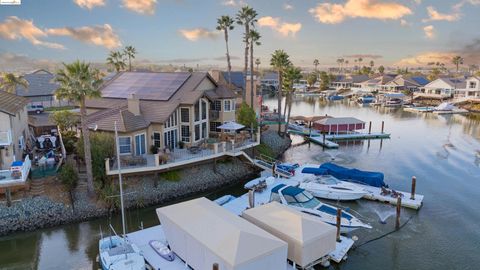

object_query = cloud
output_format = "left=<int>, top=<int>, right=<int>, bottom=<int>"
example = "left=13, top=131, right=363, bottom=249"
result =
left=212, top=55, right=240, bottom=61
left=47, top=24, right=122, bottom=49
left=423, top=25, right=435, bottom=39
left=308, top=0, right=412, bottom=24
left=400, top=19, right=410, bottom=26
left=283, top=3, right=294, bottom=10
left=344, top=54, right=383, bottom=59
left=258, top=16, right=302, bottom=37
left=221, top=0, right=245, bottom=7
left=122, top=0, right=157, bottom=15
left=0, top=52, right=60, bottom=72
left=413, top=0, right=422, bottom=4
left=422, top=6, right=460, bottom=22
left=73, top=0, right=106, bottom=9
left=0, top=16, right=65, bottom=49
left=179, top=28, right=219, bottom=41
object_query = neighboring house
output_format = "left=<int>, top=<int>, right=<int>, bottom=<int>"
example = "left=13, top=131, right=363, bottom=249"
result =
left=0, top=91, right=29, bottom=170
left=85, top=72, right=237, bottom=155
left=352, top=74, right=396, bottom=92
left=383, top=75, right=429, bottom=92
left=14, top=69, right=70, bottom=108
left=421, top=77, right=466, bottom=98
left=457, top=76, right=480, bottom=99
left=260, top=72, right=279, bottom=88
left=331, top=75, right=369, bottom=91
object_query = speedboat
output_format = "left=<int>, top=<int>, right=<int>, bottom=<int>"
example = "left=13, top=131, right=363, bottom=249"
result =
left=270, top=184, right=372, bottom=233
left=299, top=174, right=368, bottom=201
left=149, top=240, right=175, bottom=261
left=383, top=98, right=403, bottom=107
left=99, top=235, right=146, bottom=270
left=356, top=95, right=376, bottom=106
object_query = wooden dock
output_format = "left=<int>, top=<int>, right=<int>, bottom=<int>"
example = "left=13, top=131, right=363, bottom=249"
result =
left=307, top=136, right=339, bottom=148
left=357, top=184, right=424, bottom=210
left=325, top=132, right=390, bottom=141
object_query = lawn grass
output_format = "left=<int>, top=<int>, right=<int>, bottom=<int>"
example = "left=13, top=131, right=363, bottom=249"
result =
left=45, top=106, right=76, bottom=112
left=161, top=170, right=181, bottom=182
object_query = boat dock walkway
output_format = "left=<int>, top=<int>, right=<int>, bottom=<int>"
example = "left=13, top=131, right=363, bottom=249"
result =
left=325, top=132, right=390, bottom=141
left=358, top=184, right=424, bottom=210
left=307, top=136, right=339, bottom=148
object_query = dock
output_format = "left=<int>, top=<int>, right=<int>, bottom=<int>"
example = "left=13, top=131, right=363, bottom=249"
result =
left=307, top=136, right=339, bottom=148
left=325, top=132, right=390, bottom=141
left=358, top=184, right=424, bottom=210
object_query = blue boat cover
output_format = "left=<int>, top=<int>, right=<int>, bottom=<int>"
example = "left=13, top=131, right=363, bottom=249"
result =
left=271, top=184, right=305, bottom=196
left=301, top=167, right=328, bottom=175
left=318, top=205, right=352, bottom=220
left=319, top=163, right=385, bottom=187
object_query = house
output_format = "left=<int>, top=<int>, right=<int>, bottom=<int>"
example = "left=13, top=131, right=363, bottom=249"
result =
left=0, top=91, right=30, bottom=169
left=457, top=76, right=480, bottom=99
left=383, top=75, right=429, bottom=93
left=260, top=72, right=279, bottom=88
left=14, top=69, right=70, bottom=108
left=331, top=75, right=369, bottom=91
left=421, top=77, right=466, bottom=98
left=85, top=71, right=237, bottom=155
left=352, top=74, right=396, bottom=92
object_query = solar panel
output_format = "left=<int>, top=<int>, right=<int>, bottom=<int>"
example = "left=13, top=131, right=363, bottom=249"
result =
left=101, top=72, right=191, bottom=101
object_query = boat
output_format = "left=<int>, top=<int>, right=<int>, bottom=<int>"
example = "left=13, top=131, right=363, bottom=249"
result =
left=298, top=174, right=368, bottom=201
left=214, top=194, right=236, bottom=206
left=99, top=235, right=146, bottom=270
left=432, top=102, right=469, bottom=114
left=383, top=98, right=403, bottom=107
left=149, top=240, right=175, bottom=261
left=328, top=95, right=344, bottom=101
left=318, top=163, right=386, bottom=188
left=356, top=95, right=376, bottom=105
left=270, top=184, right=372, bottom=233
left=99, top=122, right=146, bottom=270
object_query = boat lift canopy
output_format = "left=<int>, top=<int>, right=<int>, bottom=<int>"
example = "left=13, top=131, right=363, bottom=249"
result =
left=313, top=117, right=365, bottom=134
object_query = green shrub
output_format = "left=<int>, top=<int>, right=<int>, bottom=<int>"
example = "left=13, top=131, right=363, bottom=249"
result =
left=160, top=170, right=181, bottom=182
left=77, top=132, right=115, bottom=187
left=255, top=143, right=274, bottom=158
left=58, top=163, right=78, bottom=191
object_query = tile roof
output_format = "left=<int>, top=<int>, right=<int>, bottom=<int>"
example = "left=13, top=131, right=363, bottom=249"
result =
left=0, top=91, right=29, bottom=115
left=205, top=85, right=236, bottom=99
left=15, top=70, right=59, bottom=97
left=222, top=71, right=245, bottom=89
left=86, top=105, right=150, bottom=132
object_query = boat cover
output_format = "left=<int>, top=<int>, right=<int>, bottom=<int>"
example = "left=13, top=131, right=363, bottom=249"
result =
left=435, top=102, right=455, bottom=111
left=301, top=167, right=328, bottom=175
left=319, top=163, right=385, bottom=187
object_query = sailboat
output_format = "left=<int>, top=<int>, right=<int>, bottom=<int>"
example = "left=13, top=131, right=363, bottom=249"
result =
left=98, top=122, right=146, bottom=270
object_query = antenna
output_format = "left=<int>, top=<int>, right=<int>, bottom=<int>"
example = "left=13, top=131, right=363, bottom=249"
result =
left=114, top=121, right=127, bottom=239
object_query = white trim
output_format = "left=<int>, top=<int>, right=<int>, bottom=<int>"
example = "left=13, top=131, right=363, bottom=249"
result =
left=134, top=132, right=147, bottom=155
left=118, top=136, right=132, bottom=155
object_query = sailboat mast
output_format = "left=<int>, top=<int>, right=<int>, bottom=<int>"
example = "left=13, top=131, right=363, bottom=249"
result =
left=114, top=121, right=127, bottom=238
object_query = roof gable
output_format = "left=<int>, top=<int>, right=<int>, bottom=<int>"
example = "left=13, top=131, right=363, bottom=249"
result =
left=0, top=91, right=29, bottom=115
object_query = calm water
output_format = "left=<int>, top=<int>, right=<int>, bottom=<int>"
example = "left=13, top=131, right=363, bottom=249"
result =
left=1, top=96, right=480, bottom=270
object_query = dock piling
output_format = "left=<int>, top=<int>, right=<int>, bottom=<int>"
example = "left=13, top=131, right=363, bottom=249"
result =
left=410, top=176, right=416, bottom=200
left=368, top=121, right=372, bottom=134
left=381, top=121, right=385, bottom=134
left=336, top=208, right=342, bottom=242
left=248, top=190, right=255, bottom=208
left=323, top=133, right=326, bottom=144
left=395, top=197, right=402, bottom=230
left=213, top=263, right=219, bottom=270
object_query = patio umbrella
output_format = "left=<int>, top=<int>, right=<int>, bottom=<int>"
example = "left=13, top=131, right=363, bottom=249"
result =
left=218, top=121, right=245, bottom=131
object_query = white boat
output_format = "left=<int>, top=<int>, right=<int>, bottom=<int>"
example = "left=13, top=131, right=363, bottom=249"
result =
left=433, top=102, right=469, bottom=114
left=298, top=174, right=368, bottom=201
left=149, top=240, right=175, bottom=261
left=270, top=184, right=372, bottom=233
left=99, top=122, right=146, bottom=270
left=99, top=236, right=146, bottom=270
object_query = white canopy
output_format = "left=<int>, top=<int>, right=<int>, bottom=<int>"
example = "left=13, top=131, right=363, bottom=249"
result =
left=435, top=102, right=455, bottom=111
left=157, top=198, right=287, bottom=270
left=315, top=117, right=365, bottom=126
left=218, top=121, right=245, bottom=130
left=242, top=202, right=336, bottom=268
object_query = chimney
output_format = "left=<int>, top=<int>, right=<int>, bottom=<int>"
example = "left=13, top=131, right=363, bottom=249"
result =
left=127, top=94, right=141, bottom=116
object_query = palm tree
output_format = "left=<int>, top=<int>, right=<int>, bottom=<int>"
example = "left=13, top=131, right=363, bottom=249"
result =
left=123, top=46, right=137, bottom=72
left=313, top=59, right=319, bottom=72
left=452, top=55, right=464, bottom=73
left=236, top=6, right=258, bottom=103
left=270, top=50, right=291, bottom=135
left=0, top=73, right=29, bottom=94
left=248, top=29, right=261, bottom=108
left=216, top=15, right=235, bottom=85
left=106, top=51, right=126, bottom=72
left=282, top=66, right=302, bottom=134
left=369, top=60, right=374, bottom=69
left=55, top=61, right=103, bottom=196
left=336, top=58, right=344, bottom=73
left=255, top=58, right=261, bottom=73
left=345, top=60, right=349, bottom=72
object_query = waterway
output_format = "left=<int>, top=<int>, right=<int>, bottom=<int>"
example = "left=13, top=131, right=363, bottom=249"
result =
left=1, top=96, right=479, bottom=270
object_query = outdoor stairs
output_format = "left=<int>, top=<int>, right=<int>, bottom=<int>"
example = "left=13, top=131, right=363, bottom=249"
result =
left=30, top=178, right=45, bottom=196
left=76, top=172, right=88, bottom=192
left=252, top=154, right=293, bottom=178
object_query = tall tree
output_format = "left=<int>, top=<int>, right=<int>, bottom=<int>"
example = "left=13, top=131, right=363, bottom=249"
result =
left=55, top=61, right=103, bottom=196
left=282, top=66, right=302, bottom=135
left=270, top=50, right=291, bottom=135
left=123, top=46, right=137, bottom=72
left=452, top=55, right=464, bottom=73
left=345, top=60, right=349, bottom=71
left=378, top=65, right=385, bottom=74
left=0, top=73, right=29, bottom=94
left=216, top=15, right=235, bottom=85
left=313, top=59, right=319, bottom=72
left=106, top=51, right=126, bottom=72
left=236, top=6, right=258, bottom=103
left=255, top=58, right=261, bottom=73
left=369, top=60, right=375, bottom=69
left=248, top=29, right=261, bottom=108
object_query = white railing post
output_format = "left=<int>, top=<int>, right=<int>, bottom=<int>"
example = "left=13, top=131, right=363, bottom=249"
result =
left=256, top=130, right=261, bottom=143
left=221, top=141, right=226, bottom=152
left=154, top=154, right=160, bottom=167
left=214, top=143, right=218, bottom=154
left=105, top=158, right=110, bottom=174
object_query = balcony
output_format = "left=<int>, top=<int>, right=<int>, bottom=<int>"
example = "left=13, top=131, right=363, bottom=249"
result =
left=0, top=156, right=31, bottom=188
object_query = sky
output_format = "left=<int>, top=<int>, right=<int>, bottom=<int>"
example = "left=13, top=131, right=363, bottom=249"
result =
left=0, top=0, right=479, bottom=71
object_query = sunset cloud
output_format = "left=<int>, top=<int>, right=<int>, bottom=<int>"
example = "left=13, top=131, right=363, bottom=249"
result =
left=283, top=3, right=294, bottom=10
left=422, top=6, right=460, bottom=22
left=179, top=28, right=219, bottom=41
left=47, top=24, right=122, bottom=49
left=423, top=25, right=435, bottom=39
left=344, top=54, right=383, bottom=59
left=258, top=16, right=302, bottom=37
left=309, top=0, right=412, bottom=24
left=73, top=0, right=106, bottom=10
left=396, top=52, right=455, bottom=66
left=122, top=0, right=157, bottom=15
left=0, top=16, right=64, bottom=49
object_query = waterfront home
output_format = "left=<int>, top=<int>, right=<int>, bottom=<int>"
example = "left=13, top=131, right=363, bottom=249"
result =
left=0, top=91, right=32, bottom=189
left=383, top=75, right=429, bottom=93
left=260, top=72, right=279, bottom=89
left=85, top=71, right=239, bottom=154
left=457, top=76, right=480, bottom=99
left=14, top=69, right=71, bottom=108
left=352, top=74, right=396, bottom=92
left=331, top=75, right=369, bottom=91
left=420, top=77, right=466, bottom=99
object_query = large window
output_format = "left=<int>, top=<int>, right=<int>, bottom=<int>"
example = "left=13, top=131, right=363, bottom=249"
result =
left=181, top=108, right=189, bottom=123
left=119, top=136, right=131, bottom=154
left=470, top=82, right=477, bottom=89
left=194, top=102, right=200, bottom=122
left=202, top=122, right=207, bottom=139
left=195, top=124, right=200, bottom=141
left=181, top=125, right=190, bottom=142
left=153, top=132, right=161, bottom=148
left=164, top=130, right=177, bottom=150
left=211, top=100, right=221, bottom=111
left=164, top=110, right=177, bottom=128
left=210, top=121, right=222, bottom=132
left=134, top=134, right=146, bottom=155
left=201, top=100, right=207, bottom=120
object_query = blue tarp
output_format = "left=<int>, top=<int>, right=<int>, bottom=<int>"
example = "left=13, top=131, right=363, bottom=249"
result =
left=301, top=167, right=328, bottom=175
left=319, top=163, right=385, bottom=187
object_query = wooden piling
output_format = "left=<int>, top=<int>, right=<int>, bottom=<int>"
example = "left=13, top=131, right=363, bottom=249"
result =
left=410, top=176, right=416, bottom=200
left=272, top=162, right=276, bottom=177
left=248, top=190, right=255, bottom=208
left=368, top=121, right=372, bottom=134
left=323, top=133, right=326, bottom=144
left=5, top=188, right=12, bottom=207
left=336, top=208, right=342, bottom=242
left=395, top=197, right=402, bottom=230
left=381, top=121, right=385, bottom=133
left=213, top=263, right=219, bottom=270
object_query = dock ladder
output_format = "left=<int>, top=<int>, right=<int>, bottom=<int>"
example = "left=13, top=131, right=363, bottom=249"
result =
left=253, top=154, right=294, bottom=178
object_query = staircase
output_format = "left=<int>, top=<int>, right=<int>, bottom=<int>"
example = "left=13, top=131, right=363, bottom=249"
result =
left=252, top=154, right=294, bottom=178
left=30, top=178, right=45, bottom=196
left=76, top=171, right=88, bottom=192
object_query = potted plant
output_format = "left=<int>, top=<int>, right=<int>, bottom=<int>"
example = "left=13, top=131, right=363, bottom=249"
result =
left=178, top=141, right=185, bottom=149
left=150, top=145, right=158, bottom=154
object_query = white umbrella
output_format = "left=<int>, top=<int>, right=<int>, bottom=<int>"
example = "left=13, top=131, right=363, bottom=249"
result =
left=218, top=121, right=245, bottom=131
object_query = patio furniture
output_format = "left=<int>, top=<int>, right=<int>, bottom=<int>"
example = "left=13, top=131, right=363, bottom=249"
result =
left=188, top=146, right=201, bottom=154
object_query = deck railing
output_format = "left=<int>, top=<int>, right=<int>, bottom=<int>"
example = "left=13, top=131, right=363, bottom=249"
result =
left=0, top=156, right=31, bottom=187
